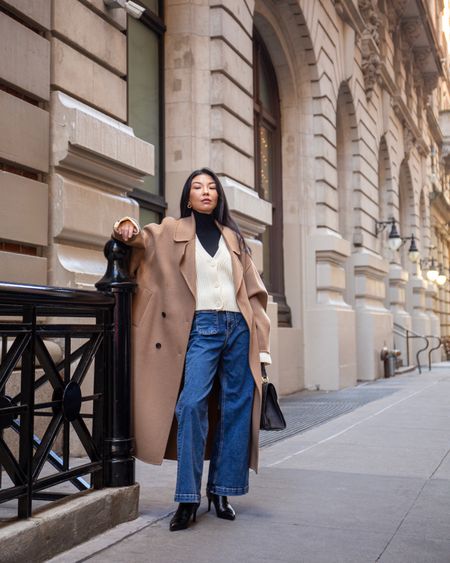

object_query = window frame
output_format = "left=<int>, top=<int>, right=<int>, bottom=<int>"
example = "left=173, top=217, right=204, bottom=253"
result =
left=253, top=28, right=291, bottom=326
left=127, top=1, right=166, bottom=222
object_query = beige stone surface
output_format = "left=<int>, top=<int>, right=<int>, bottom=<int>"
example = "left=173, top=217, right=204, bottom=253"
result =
left=210, top=6, right=252, bottom=63
left=166, top=4, right=209, bottom=36
left=211, top=0, right=253, bottom=33
left=0, top=171, right=48, bottom=246
left=278, top=327, right=303, bottom=394
left=0, top=485, right=139, bottom=563
left=211, top=38, right=253, bottom=95
left=51, top=92, right=154, bottom=190
left=0, top=13, right=50, bottom=100
left=211, top=106, right=253, bottom=157
left=49, top=243, right=108, bottom=289
left=0, top=91, right=49, bottom=172
left=84, top=0, right=126, bottom=30
left=51, top=174, right=139, bottom=247
left=165, top=34, right=210, bottom=71
left=305, top=305, right=357, bottom=390
left=51, top=39, right=127, bottom=121
left=0, top=252, right=47, bottom=284
left=211, top=140, right=254, bottom=188
left=2, top=0, right=50, bottom=29
left=166, top=68, right=210, bottom=104
left=53, top=0, right=126, bottom=76
left=211, top=73, right=253, bottom=125
left=221, top=176, right=272, bottom=227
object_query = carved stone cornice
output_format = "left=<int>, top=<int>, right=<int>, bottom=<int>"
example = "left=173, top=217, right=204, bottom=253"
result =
left=379, top=60, right=396, bottom=96
left=387, top=0, right=408, bottom=32
left=403, top=126, right=416, bottom=160
left=357, top=0, right=383, bottom=100
left=423, top=72, right=439, bottom=95
left=334, top=0, right=365, bottom=35
left=358, top=0, right=380, bottom=46
left=427, top=106, right=444, bottom=145
left=401, top=17, right=421, bottom=45
left=391, top=94, right=430, bottom=158
left=430, top=191, right=450, bottom=223
left=360, top=32, right=381, bottom=96
left=413, top=46, right=432, bottom=71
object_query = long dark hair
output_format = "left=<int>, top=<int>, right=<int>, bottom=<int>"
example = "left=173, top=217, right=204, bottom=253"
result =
left=179, top=167, right=250, bottom=253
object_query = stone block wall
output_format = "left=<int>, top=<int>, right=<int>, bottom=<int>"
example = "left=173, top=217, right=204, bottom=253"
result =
left=0, top=2, right=50, bottom=283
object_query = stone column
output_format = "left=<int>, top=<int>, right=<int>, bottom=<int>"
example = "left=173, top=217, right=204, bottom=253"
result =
left=388, top=263, right=411, bottom=366
left=425, top=281, right=441, bottom=363
left=351, top=252, right=392, bottom=380
left=305, top=233, right=356, bottom=390
left=408, top=276, right=430, bottom=363
left=165, top=0, right=212, bottom=215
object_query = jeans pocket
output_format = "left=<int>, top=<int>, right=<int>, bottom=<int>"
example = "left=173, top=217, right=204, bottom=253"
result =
left=194, top=312, right=219, bottom=335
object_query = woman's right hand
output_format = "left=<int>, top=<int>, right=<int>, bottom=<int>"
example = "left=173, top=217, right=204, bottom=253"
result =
left=115, top=220, right=136, bottom=241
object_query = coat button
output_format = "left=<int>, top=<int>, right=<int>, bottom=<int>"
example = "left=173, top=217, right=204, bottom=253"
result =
left=156, top=342, right=161, bottom=349
left=161, top=312, right=166, bottom=318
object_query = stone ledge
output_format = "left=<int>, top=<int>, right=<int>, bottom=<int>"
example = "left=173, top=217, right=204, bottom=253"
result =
left=0, top=484, right=139, bottom=563
left=51, top=91, right=154, bottom=192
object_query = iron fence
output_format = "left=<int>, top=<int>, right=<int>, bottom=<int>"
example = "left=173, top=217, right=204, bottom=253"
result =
left=0, top=239, right=135, bottom=518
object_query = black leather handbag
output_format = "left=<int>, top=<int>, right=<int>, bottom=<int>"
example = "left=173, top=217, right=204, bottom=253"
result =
left=260, top=365, right=287, bottom=431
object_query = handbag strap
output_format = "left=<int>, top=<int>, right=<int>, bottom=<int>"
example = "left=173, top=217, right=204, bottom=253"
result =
left=261, top=363, right=269, bottom=383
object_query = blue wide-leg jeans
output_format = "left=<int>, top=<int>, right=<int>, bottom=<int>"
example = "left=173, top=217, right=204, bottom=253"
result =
left=174, top=311, right=255, bottom=503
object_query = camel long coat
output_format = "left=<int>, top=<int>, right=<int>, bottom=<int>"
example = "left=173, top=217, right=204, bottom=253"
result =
left=113, top=214, right=271, bottom=472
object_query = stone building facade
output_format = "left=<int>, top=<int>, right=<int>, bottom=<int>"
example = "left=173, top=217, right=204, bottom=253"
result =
left=1, top=0, right=450, bottom=393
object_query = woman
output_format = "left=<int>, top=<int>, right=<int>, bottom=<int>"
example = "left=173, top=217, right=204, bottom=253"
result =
left=114, top=168, right=271, bottom=531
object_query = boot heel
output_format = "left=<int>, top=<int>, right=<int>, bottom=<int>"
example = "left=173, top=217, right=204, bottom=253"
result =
left=193, top=506, right=198, bottom=522
left=207, top=492, right=236, bottom=521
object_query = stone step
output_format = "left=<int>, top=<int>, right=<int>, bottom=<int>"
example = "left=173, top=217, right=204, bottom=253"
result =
left=0, top=484, right=139, bottom=563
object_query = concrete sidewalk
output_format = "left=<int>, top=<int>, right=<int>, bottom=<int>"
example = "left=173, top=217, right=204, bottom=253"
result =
left=50, top=368, right=450, bottom=563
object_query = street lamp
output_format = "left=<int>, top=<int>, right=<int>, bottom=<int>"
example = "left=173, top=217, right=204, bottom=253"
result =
left=422, top=257, right=439, bottom=282
left=401, top=233, right=420, bottom=263
left=436, top=265, right=447, bottom=286
left=375, top=218, right=402, bottom=250
left=375, top=218, right=419, bottom=260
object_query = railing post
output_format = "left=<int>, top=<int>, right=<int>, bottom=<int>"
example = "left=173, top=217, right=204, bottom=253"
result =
left=96, top=239, right=136, bottom=487
left=406, top=330, right=410, bottom=366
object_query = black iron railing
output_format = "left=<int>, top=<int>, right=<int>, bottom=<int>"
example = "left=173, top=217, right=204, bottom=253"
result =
left=0, top=239, right=135, bottom=518
left=393, top=322, right=442, bottom=374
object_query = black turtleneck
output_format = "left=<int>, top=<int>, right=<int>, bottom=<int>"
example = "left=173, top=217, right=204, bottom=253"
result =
left=193, top=210, right=221, bottom=257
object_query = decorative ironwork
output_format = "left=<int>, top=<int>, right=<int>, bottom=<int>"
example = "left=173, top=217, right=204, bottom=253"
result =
left=0, top=239, right=135, bottom=518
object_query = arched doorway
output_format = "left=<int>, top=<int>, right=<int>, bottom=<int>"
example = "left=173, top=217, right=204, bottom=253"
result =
left=253, top=27, right=291, bottom=326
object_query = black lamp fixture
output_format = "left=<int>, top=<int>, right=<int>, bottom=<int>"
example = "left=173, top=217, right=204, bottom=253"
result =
left=401, top=233, right=420, bottom=263
left=375, top=218, right=419, bottom=261
left=375, top=218, right=402, bottom=251
left=436, top=264, right=447, bottom=286
left=420, top=256, right=439, bottom=282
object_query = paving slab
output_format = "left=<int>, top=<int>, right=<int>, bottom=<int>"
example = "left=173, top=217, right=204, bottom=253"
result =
left=379, top=534, right=450, bottom=563
left=48, top=369, right=450, bottom=563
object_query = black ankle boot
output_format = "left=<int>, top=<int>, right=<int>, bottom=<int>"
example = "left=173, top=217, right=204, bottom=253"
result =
left=169, top=502, right=200, bottom=531
left=207, top=492, right=236, bottom=520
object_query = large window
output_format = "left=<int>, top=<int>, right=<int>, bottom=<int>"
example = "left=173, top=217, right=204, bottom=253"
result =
left=253, top=29, right=290, bottom=326
left=127, top=1, right=166, bottom=223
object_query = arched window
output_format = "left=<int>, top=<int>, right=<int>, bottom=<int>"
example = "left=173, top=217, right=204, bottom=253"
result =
left=253, top=28, right=290, bottom=326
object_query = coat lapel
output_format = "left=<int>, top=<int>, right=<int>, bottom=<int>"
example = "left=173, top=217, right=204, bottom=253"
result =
left=174, top=215, right=196, bottom=299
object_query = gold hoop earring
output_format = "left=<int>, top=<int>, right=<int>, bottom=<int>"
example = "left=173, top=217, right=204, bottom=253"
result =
left=187, top=202, right=192, bottom=209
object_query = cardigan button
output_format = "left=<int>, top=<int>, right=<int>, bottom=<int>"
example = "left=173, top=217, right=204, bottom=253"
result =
left=161, top=312, right=166, bottom=318
left=156, top=342, right=162, bottom=349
